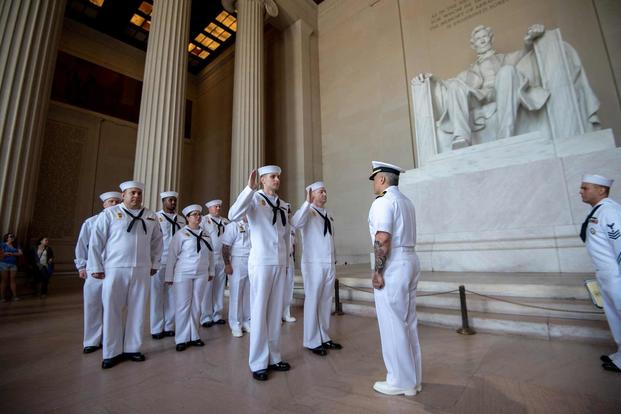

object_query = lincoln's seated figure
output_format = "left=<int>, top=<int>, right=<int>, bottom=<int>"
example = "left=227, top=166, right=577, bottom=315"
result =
left=413, top=24, right=600, bottom=152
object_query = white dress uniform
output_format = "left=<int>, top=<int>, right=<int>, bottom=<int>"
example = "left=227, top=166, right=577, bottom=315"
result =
left=229, top=185, right=290, bottom=372
left=75, top=214, right=102, bottom=348
left=291, top=200, right=336, bottom=349
left=165, top=224, right=215, bottom=345
left=368, top=185, right=422, bottom=390
left=584, top=197, right=621, bottom=367
left=222, top=220, right=251, bottom=333
left=151, top=209, right=186, bottom=335
left=88, top=203, right=163, bottom=360
left=282, top=228, right=296, bottom=321
left=200, top=213, right=229, bottom=324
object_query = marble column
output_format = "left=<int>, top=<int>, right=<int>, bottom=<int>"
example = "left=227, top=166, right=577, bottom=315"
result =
left=134, top=0, right=191, bottom=210
left=224, top=0, right=278, bottom=200
left=0, top=0, right=66, bottom=239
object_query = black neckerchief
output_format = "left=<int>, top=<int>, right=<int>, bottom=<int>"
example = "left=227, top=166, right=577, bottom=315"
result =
left=161, top=212, right=181, bottom=237
left=211, top=216, right=225, bottom=237
left=122, top=208, right=147, bottom=234
left=258, top=193, right=286, bottom=226
left=580, top=204, right=603, bottom=243
left=187, top=228, right=212, bottom=253
left=312, top=207, right=332, bottom=236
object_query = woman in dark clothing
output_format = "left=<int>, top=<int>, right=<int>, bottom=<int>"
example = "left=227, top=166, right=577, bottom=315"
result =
left=32, top=237, right=54, bottom=298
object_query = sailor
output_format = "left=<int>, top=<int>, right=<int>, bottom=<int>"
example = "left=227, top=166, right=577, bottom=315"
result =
left=200, top=199, right=229, bottom=327
left=165, top=204, right=215, bottom=352
left=291, top=181, right=342, bottom=356
left=580, top=174, right=621, bottom=373
left=74, top=191, right=122, bottom=354
left=229, top=166, right=292, bottom=381
left=222, top=216, right=252, bottom=337
left=282, top=219, right=297, bottom=323
left=88, top=180, right=163, bottom=369
left=151, top=191, right=185, bottom=339
left=368, top=161, right=422, bottom=396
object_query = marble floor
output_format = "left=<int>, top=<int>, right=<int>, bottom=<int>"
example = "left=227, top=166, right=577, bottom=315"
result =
left=1, top=277, right=620, bottom=414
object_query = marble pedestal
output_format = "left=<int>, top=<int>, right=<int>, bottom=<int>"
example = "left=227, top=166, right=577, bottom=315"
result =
left=400, top=129, right=620, bottom=273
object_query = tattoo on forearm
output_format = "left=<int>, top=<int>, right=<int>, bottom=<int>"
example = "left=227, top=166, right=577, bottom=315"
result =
left=374, top=240, right=387, bottom=274
left=222, top=245, right=231, bottom=265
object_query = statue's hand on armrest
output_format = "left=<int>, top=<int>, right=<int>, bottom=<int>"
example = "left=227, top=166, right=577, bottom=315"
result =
left=524, top=24, right=545, bottom=46
left=413, top=72, right=433, bottom=85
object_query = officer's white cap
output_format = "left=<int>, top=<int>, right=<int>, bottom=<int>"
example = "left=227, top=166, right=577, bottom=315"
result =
left=182, top=204, right=202, bottom=216
left=205, top=199, right=222, bottom=208
left=369, top=161, right=405, bottom=180
left=160, top=191, right=178, bottom=199
left=257, top=165, right=281, bottom=176
left=99, top=191, right=122, bottom=202
left=305, top=181, right=326, bottom=192
left=120, top=180, right=145, bottom=192
left=582, top=174, right=613, bottom=188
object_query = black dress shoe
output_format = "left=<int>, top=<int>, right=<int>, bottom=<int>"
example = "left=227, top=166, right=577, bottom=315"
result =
left=189, top=339, right=205, bottom=347
left=101, top=354, right=123, bottom=369
left=601, top=355, right=612, bottom=363
left=268, top=361, right=291, bottom=371
left=602, top=361, right=621, bottom=372
left=252, top=369, right=269, bottom=381
left=215, top=319, right=226, bottom=325
left=308, top=346, right=328, bottom=356
left=83, top=345, right=101, bottom=354
left=202, top=321, right=214, bottom=328
left=151, top=332, right=165, bottom=340
left=163, top=330, right=175, bottom=337
left=323, top=340, right=343, bottom=350
left=176, top=343, right=187, bottom=352
left=123, top=352, right=146, bottom=362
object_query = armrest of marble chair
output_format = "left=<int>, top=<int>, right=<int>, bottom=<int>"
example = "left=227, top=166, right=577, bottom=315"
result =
left=411, top=76, right=439, bottom=166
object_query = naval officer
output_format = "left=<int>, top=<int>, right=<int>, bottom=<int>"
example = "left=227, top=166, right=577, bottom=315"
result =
left=291, top=181, right=342, bottom=356
left=368, top=161, right=422, bottom=396
left=74, top=191, right=122, bottom=354
left=201, top=199, right=229, bottom=327
left=151, top=191, right=185, bottom=339
left=580, top=174, right=621, bottom=373
left=229, top=166, right=292, bottom=381
left=88, top=180, right=163, bottom=369
left=165, top=204, right=215, bottom=352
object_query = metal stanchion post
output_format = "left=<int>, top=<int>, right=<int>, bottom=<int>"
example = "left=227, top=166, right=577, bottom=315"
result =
left=457, top=285, right=475, bottom=335
left=333, top=279, right=344, bottom=315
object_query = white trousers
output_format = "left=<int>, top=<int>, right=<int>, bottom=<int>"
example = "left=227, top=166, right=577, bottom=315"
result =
left=174, top=277, right=207, bottom=344
left=282, top=262, right=295, bottom=317
left=373, top=253, right=422, bottom=389
left=302, top=262, right=335, bottom=348
left=150, top=266, right=175, bottom=334
left=228, top=256, right=250, bottom=330
left=597, top=270, right=621, bottom=367
left=83, top=276, right=103, bottom=347
left=201, top=256, right=226, bottom=323
left=248, top=264, right=286, bottom=372
left=102, top=267, right=149, bottom=359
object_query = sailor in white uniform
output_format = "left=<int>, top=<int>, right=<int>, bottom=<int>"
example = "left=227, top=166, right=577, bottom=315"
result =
left=165, top=204, right=215, bottom=352
left=222, top=216, right=252, bottom=337
left=88, top=180, right=163, bottom=369
left=282, top=223, right=297, bottom=323
left=151, top=191, right=185, bottom=339
left=291, top=181, right=342, bottom=356
left=229, top=165, right=292, bottom=381
left=200, top=199, right=229, bottom=327
left=75, top=191, right=121, bottom=354
left=368, top=161, right=422, bottom=396
left=580, top=174, right=621, bottom=373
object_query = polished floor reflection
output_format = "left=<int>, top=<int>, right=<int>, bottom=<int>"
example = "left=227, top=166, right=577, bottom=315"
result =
left=0, top=276, right=620, bottom=413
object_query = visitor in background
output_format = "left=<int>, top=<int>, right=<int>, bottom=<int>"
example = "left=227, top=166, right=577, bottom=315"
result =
left=1, top=233, right=23, bottom=302
left=32, top=236, right=54, bottom=298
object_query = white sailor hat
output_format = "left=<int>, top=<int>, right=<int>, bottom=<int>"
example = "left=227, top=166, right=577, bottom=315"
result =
left=369, top=161, right=406, bottom=180
left=182, top=204, right=202, bottom=216
left=582, top=174, right=613, bottom=188
left=160, top=191, right=179, bottom=199
left=257, top=165, right=281, bottom=176
left=99, top=191, right=122, bottom=202
left=119, top=180, right=145, bottom=191
left=305, top=181, right=326, bottom=192
left=205, top=199, right=223, bottom=208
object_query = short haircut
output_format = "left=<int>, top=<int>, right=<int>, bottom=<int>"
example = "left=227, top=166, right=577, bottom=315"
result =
left=382, top=172, right=399, bottom=187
